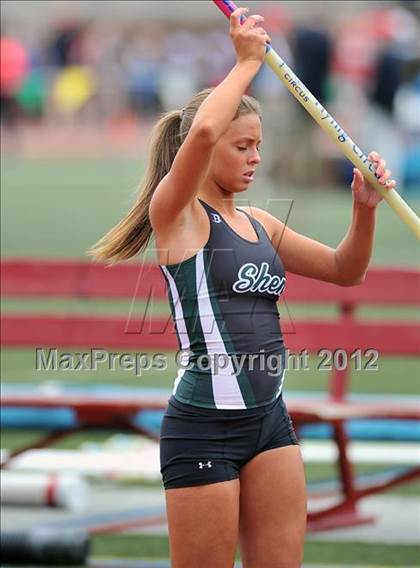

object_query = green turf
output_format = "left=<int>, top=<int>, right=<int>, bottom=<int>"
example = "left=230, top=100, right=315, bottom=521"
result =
left=3, top=297, right=419, bottom=322
left=91, top=534, right=420, bottom=565
left=2, top=297, right=171, bottom=316
left=1, top=429, right=124, bottom=451
left=2, top=157, right=420, bottom=263
left=1, top=157, right=144, bottom=259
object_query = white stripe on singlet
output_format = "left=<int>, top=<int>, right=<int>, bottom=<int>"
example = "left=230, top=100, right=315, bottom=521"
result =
left=195, top=249, right=246, bottom=409
left=161, top=265, right=190, bottom=396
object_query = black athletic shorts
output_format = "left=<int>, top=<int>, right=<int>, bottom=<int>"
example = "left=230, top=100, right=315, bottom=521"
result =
left=160, top=393, right=299, bottom=490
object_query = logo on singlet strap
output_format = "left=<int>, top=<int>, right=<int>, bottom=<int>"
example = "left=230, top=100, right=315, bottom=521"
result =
left=211, top=213, right=221, bottom=223
left=232, top=262, right=286, bottom=295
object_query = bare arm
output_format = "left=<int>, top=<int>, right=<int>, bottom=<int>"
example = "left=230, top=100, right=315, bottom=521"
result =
left=149, top=8, right=270, bottom=231
left=247, top=152, right=395, bottom=286
left=149, top=60, right=262, bottom=229
left=270, top=205, right=375, bottom=286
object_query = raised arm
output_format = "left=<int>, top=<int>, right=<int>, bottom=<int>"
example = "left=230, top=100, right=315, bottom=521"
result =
left=149, top=7, right=270, bottom=231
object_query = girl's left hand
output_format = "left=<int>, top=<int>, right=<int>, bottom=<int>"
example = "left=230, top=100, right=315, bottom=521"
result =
left=351, top=151, right=396, bottom=208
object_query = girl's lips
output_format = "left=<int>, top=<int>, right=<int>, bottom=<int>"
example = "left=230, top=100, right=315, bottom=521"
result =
left=243, top=173, right=254, bottom=182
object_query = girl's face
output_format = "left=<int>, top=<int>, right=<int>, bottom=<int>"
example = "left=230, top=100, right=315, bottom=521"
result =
left=209, top=112, right=262, bottom=193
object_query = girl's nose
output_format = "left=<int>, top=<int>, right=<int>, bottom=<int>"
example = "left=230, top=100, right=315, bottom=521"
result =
left=249, top=151, right=261, bottom=165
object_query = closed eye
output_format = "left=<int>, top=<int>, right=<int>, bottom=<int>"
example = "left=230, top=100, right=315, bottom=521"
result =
left=237, top=146, right=262, bottom=152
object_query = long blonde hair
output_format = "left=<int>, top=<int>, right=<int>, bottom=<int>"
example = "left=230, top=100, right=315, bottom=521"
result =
left=87, top=88, right=261, bottom=265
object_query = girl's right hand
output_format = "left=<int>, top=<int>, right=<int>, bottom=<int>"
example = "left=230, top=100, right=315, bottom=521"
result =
left=230, top=7, right=271, bottom=65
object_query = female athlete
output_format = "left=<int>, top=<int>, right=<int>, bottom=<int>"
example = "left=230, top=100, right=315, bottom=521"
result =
left=89, top=7, right=395, bottom=568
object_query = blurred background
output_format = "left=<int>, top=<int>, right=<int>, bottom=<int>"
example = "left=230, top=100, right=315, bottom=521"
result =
left=1, top=1, right=420, bottom=567
left=1, top=0, right=420, bottom=184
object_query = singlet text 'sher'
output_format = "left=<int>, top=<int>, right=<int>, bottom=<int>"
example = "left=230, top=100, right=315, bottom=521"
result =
left=232, top=261, right=286, bottom=295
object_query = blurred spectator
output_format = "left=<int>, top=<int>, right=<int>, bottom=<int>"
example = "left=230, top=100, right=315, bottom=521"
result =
left=294, top=27, right=332, bottom=105
left=46, top=20, right=87, bottom=67
left=52, top=66, right=96, bottom=118
left=370, top=47, right=403, bottom=114
left=127, top=58, right=162, bottom=116
left=281, top=23, right=333, bottom=186
left=0, top=36, right=29, bottom=126
left=394, top=58, right=420, bottom=193
left=16, top=69, right=47, bottom=119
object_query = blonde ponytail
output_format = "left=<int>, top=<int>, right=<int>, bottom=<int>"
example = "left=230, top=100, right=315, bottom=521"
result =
left=87, top=88, right=261, bottom=265
left=87, top=110, right=183, bottom=264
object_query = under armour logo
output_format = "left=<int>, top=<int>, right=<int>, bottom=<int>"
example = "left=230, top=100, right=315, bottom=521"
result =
left=211, top=213, right=221, bottom=223
left=198, top=461, right=212, bottom=469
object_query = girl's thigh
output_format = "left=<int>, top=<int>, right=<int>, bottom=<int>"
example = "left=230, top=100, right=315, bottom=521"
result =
left=165, top=479, right=240, bottom=568
left=238, top=446, right=307, bottom=568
